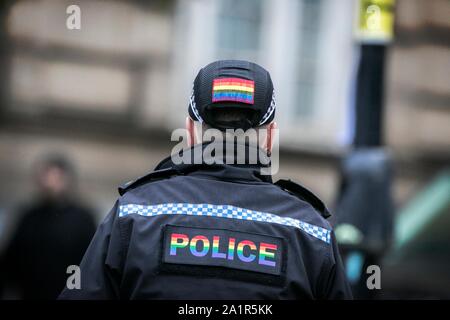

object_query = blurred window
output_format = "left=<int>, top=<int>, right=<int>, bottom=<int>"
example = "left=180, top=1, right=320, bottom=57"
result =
left=216, top=0, right=263, bottom=54
left=294, top=0, right=323, bottom=117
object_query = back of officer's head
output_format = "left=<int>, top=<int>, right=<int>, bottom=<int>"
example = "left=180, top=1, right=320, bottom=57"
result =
left=186, top=60, right=277, bottom=153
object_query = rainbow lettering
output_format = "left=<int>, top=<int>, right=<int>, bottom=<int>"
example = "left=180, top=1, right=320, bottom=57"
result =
left=168, top=232, right=278, bottom=267
left=227, top=237, right=236, bottom=261
left=190, top=235, right=210, bottom=257
left=170, top=233, right=189, bottom=255
left=236, top=240, right=257, bottom=262
left=259, top=242, right=278, bottom=267
left=212, top=236, right=226, bottom=259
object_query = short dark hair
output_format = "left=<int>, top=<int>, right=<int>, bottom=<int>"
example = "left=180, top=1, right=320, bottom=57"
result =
left=204, top=108, right=261, bottom=130
left=37, top=154, right=75, bottom=178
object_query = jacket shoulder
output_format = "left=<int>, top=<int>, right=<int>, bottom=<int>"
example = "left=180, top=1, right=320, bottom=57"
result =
left=118, top=167, right=179, bottom=196
left=274, top=179, right=331, bottom=219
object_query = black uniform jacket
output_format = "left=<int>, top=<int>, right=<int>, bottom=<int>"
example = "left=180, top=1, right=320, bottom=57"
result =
left=59, top=142, right=352, bottom=299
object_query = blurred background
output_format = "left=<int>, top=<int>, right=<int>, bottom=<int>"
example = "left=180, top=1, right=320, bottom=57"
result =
left=0, top=0, right=448, bottom=299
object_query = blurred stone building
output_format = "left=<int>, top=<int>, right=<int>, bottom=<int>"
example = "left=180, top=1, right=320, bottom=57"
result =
left=0, top=0, right=449, bottom=296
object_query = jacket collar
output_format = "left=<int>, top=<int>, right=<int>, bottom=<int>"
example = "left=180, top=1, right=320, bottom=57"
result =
left=155, top=141, right=273, bottom=184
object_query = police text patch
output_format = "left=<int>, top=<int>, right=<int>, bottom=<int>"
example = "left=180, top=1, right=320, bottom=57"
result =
left=162, top=225, right=283, bottom=276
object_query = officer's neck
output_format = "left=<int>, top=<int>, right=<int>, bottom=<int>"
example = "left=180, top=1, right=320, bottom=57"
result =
left=157, top=141, right=273, bottom=183
left=189, top=141, right=270, bottom=167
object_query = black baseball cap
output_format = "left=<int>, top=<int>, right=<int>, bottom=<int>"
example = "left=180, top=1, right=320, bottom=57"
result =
left=188, top=60, right=276, bottom=130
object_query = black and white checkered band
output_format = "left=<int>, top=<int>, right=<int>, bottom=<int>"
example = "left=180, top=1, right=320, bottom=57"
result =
left=119, top=203, right=331, bottom=244
left=189, top=88, right=203, bottom=122
left=258, top=89, right=276, bottom=126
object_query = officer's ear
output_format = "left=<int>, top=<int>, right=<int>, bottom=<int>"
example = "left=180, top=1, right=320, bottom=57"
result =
left=186, top=117, right=195, bottom=147
left=266, top=121, right=277, bottom=154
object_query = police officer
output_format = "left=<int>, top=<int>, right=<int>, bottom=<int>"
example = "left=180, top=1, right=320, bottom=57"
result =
left=59, top=60, right=352, bottom=299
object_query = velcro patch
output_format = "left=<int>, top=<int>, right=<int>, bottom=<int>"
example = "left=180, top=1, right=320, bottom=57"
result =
left=162, top=225, right=283, bottom=276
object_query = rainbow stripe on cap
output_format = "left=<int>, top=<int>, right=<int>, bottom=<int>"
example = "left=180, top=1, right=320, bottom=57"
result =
left=212, top=77, right=254, bottom=104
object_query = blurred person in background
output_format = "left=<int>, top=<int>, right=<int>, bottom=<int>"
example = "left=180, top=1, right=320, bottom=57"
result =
left=0, top=155, right=96, bottom=300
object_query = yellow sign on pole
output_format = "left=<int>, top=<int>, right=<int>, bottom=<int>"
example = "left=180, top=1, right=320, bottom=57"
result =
left=356, top=0, right=395, bottom=43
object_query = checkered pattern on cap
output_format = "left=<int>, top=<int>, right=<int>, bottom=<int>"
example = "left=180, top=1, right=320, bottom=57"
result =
left=119, top=203, right=331, bottom=244
left=189, top=85, right=203, bottom=122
